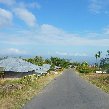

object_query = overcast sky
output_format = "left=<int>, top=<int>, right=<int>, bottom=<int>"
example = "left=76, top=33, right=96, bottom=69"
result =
left=0, top=0, right=109, bottom=57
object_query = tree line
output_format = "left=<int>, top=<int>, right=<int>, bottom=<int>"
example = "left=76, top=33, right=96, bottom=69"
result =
left=95, top=50, right=109, bottom=72
left=25, top=56, right=75, bottom=70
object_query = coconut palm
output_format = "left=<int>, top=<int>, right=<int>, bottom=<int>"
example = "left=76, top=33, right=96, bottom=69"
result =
left=95, top=53, right=98, bottom=65
left=95, top=51, right=102, bottom=67
left=98, top=51, right=102, bottom=58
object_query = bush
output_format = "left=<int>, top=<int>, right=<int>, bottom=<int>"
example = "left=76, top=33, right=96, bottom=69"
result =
left=79, top=68, right=91, bottom=73
left=106, top=69, right=109, bottom=73
left=20, top=74, right=37, bottom=85
left=76, top=61, right=97, bottom=74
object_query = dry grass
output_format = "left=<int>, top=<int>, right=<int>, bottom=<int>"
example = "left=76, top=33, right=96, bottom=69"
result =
left=80, top=73, right=109, bottom=93
left=0, top=71, right=62, bottom=109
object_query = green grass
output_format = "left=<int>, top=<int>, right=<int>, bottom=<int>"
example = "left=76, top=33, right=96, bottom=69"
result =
left=80, top=73, right=109, bottom=93
left=0, top=71, right=62, bottom=109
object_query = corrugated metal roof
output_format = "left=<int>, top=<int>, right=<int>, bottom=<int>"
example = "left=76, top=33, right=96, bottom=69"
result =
left=0, top=57, right=50, bottom=74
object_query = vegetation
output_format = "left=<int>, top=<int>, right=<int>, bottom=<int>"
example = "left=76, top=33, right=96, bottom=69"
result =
left=49, top=57, right=71, bottom=69
left=76, top=61, right=98, bottom=74
left=25, top=56, right=72, bottom=69
left=80, top=73, right=109, bottom=93
left=95, top=51, right=102, bottom=67
left=99, top=50, right=109, bottom=72
left=0, top=71, right=62, bottom=109
left=93, top=50, right=109, bottom=72
left=0, top=67, right=4, bottom=79
left=0, top=53, right=109, bottom=109
left=76, top=50, right=109, bottom=93
left=25, top=56, right=44, bottom=66
left=77, top=50, right=109, bottom=74
left=0, top=56, right=66, bottom=109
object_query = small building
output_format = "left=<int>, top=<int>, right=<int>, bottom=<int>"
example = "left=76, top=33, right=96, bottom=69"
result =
left=54, top=66, right=61, bottom=70
left=95, top=71, right=107, bottom=74
left=0, top=57, right=50, bottom=78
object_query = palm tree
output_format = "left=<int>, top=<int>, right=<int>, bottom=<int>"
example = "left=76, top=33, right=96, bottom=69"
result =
left=95, top=53, right=98, bottom=66
left=98, top=51, right=102, bottom=58
left=95, top=51, right=102, bottom=67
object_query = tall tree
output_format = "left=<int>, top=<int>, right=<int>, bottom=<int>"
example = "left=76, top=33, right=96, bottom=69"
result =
left=95, top=53, right=98, bottom=66
left=98, top=51, right=102, bottom=58
left=95, top=51, right=102, bottom=67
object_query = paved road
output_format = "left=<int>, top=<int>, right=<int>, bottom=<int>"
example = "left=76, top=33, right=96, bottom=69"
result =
left=23, top=69, right=109, bottom=109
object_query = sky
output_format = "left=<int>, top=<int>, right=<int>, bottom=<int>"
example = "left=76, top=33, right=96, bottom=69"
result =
left=0, top=0, right=109, bottom=58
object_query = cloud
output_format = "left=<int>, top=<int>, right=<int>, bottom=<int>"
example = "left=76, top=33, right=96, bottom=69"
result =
left=72, top=53, right=88, bottom=57
left=56, top=51, right=68, bottom=56
left=19, top=2, right=41, bottom=9
left=0, top=0, right=38, bottom=27
left=29, top=2, right=41, bottom=9
left=37, top=24, right=109, bottom=46
left=0, top=32, right=32, bottom=45
left=7, top=48, right=26, bottom=54
left=1, top=24, right=109, bottom=47
left=103, top=26, right=109, bottom=35
left=0, top=48, right=27, bottom=55
left=89, top=0, right=109, bottom=14
left=0, top=0, right=41, bottom=9
left=40, top=24, right=64, bottom=35
left=55, top=51, right=87, bottom=56
left=0, top=8, right=13, bottom=28
left=0, top=0, right=16, bottom=6
left=89, top=0, right=101, bottom=13
left=14, top=8, right=37, bottom=27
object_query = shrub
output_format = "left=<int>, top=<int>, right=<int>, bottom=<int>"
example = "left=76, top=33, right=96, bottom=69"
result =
left=76, top=61, right=98, bottom=74
left=20, top=74, right=37, bottom=85
left=106, top=69, right=109, bottom=73
left=79, top=68, right=91, bottom=73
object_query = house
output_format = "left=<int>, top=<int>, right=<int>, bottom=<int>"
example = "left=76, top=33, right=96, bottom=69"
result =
left=0, top=57, right=50, bottom=78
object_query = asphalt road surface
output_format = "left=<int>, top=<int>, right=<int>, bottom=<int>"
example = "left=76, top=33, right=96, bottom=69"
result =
left=23, top=69, right=109, bottom=109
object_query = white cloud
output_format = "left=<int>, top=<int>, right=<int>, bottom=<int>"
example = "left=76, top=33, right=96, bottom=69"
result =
left=1, top=24, right=109, bottom=47
left=7, top=48, right=26, bottom=54
left=0, top=0, right=16, bottom=6
left=0, top=0, right=41, bottom=9
left=0, top=0, right=39, bottom=27
left=0, top=48, right=27, bottom=55
left=55, top=51, right=87, bottom=56
left=89, top=0, right=102, bottom=13
left=72, top=53, right=88, bottom=57
left=103, top=26, right=109, bottom=35
left=89, top=0, right=109, bottom=14
left=56, top=51, right=68, bottom=56
left=0, top=8, right=13, bottom=28
left=29, top=2, right=41, bottom=9
left=14, top=8, right=36, bottom=27
left=40, top=24, right=64, bottom=35
left=37, top=24, right=109, bottom=46
left=19, top=2, right=41, bottom=9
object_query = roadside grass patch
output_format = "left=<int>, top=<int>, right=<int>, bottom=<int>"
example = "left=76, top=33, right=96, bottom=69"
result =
left=0, top=71, right=62, bottom=109
left=80, top=73, right=109, bottom=93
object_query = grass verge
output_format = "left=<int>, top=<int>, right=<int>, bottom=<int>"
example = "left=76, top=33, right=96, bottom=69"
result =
left=79, top=73, right=109, bottom=93
left=0, top=70, right=63, bottom=109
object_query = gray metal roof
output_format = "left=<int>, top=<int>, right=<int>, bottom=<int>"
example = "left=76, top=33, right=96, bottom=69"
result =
left=0, top=57, right=50, bottom=74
